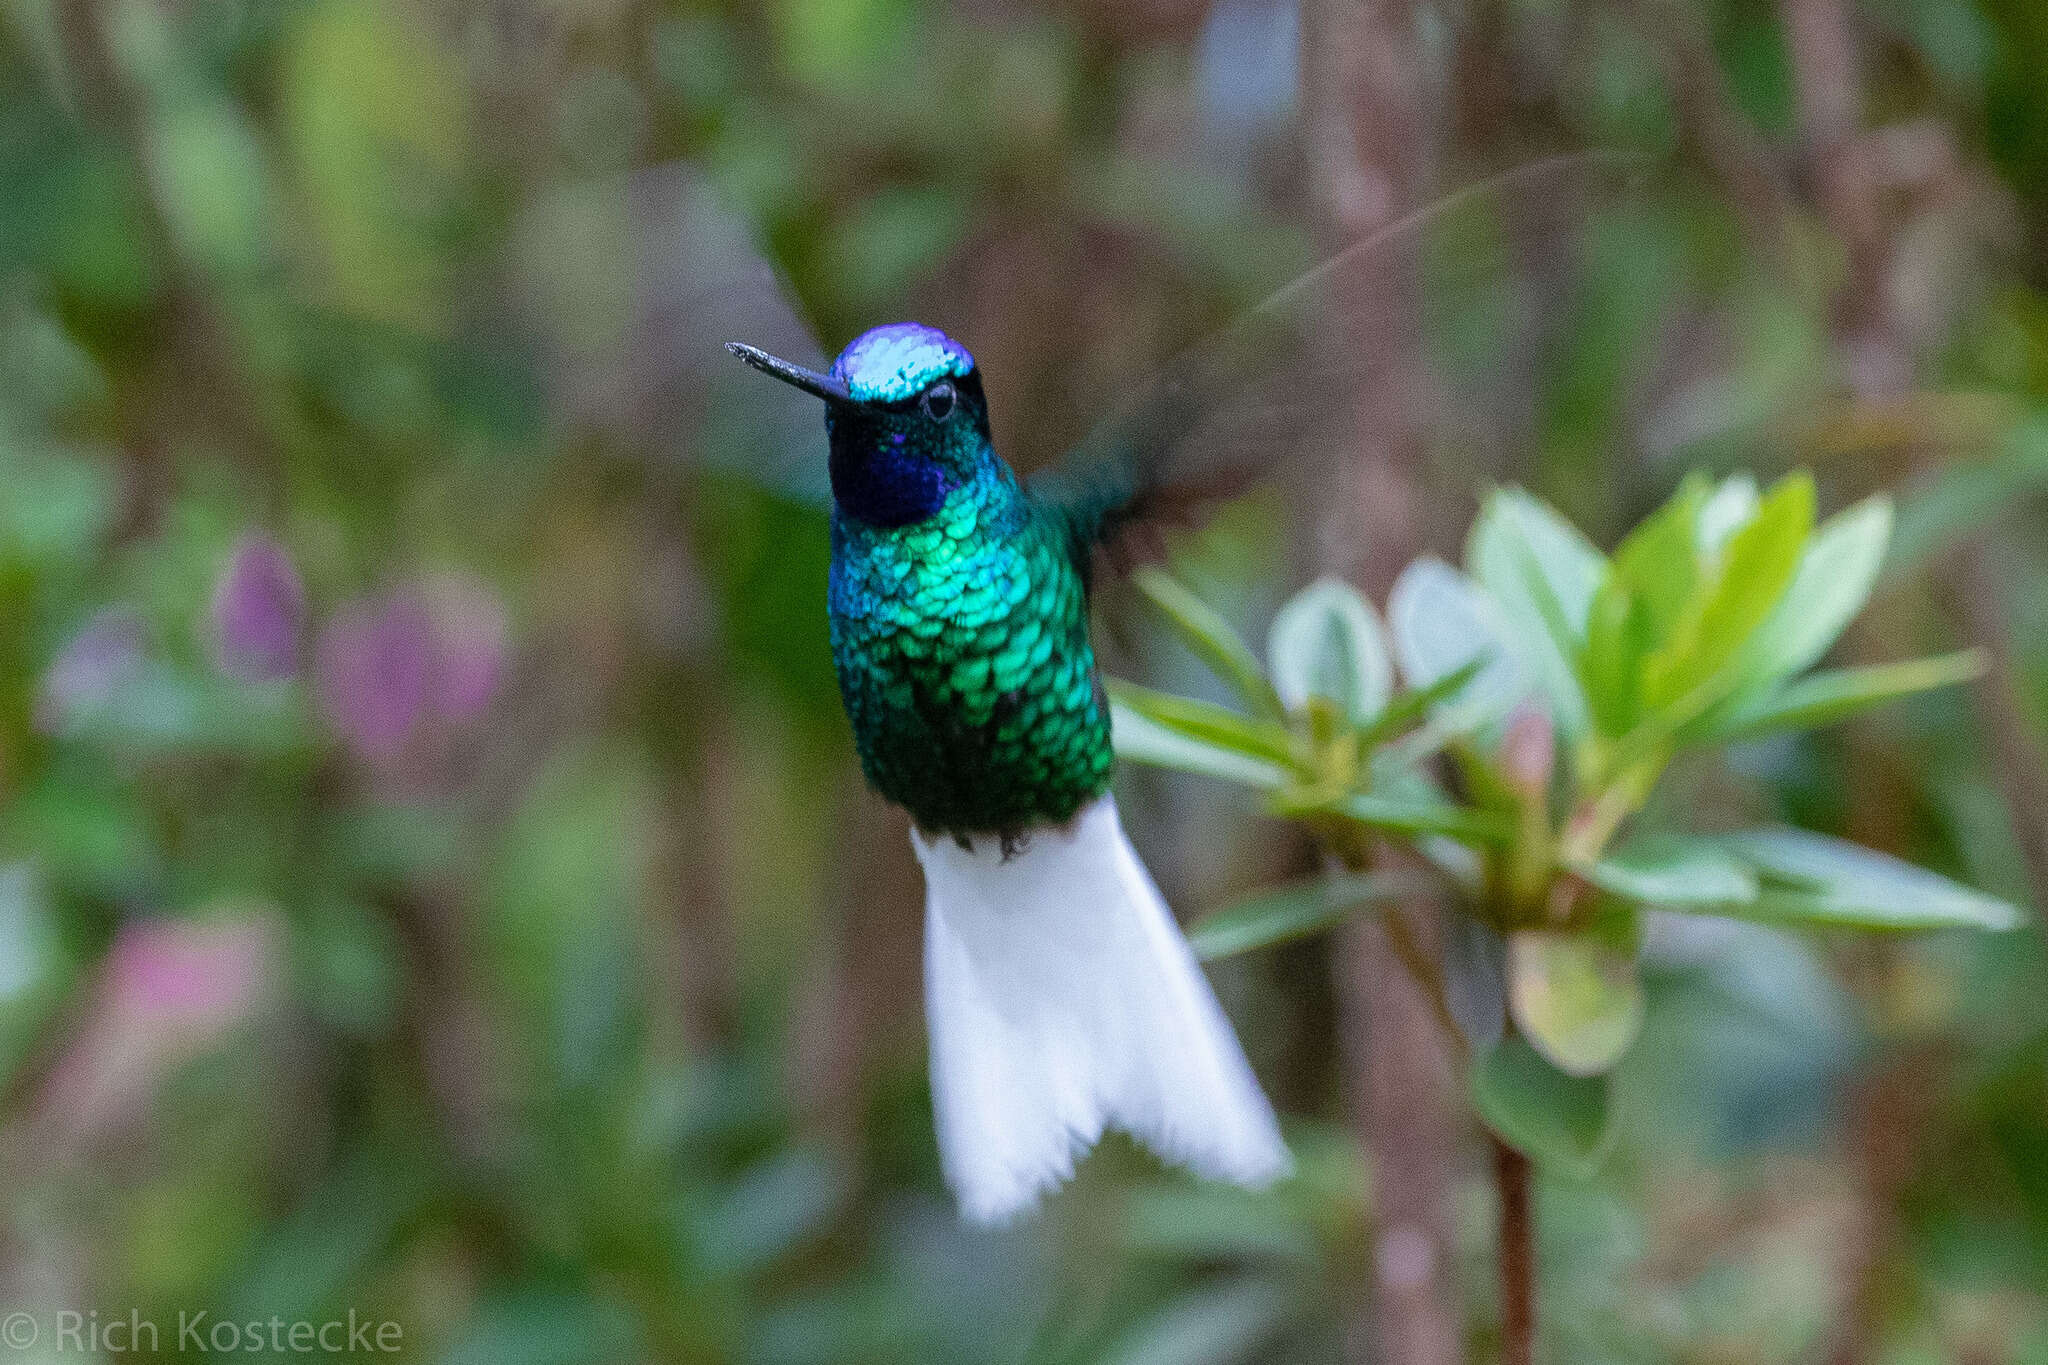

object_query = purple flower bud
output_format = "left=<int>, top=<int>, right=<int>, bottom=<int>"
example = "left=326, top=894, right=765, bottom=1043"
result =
left=36, top=610, right=145, bottom=734
left=316, top=595, right=434, bottom=762
left=210, top=534, right=306, bottom=681
left=420, top=571, right=508, bottom=723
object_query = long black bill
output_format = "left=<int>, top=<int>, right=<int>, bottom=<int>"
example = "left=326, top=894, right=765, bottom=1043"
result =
left=725, top=342, right=851, bottom=403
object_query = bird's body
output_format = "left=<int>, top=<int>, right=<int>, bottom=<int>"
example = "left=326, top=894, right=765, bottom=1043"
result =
left=813, top=322, right=1114, bottom=839
left=828, top=450, right=1111, bottom=840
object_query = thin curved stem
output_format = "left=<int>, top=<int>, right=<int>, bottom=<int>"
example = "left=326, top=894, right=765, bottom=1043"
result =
left=1376, top=901, right=1470, bottom=1065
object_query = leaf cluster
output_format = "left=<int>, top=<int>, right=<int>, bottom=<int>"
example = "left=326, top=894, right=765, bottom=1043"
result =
left=1113, top=473, right=2020, bottom=1170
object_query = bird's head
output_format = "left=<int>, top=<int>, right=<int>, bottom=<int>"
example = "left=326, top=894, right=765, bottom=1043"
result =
left=727, top=322, right=995, bottom=528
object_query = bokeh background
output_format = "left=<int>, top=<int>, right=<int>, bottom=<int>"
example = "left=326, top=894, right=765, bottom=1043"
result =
left=2, top=0, right=2048, bottom=1361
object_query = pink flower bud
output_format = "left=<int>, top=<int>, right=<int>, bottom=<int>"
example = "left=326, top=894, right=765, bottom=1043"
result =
left=1500, top=701, right=1555, bottom=798
left=40, top=914, right=278, bottom=1141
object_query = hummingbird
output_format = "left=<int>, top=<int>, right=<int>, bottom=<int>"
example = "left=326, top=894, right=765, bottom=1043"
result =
left=727, top=323, right=1290, bottom=1222
left=719, top=155, right=1619, bottom=1222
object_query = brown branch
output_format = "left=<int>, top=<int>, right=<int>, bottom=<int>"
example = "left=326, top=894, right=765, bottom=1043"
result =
left=1303, top=1, right=1469, bottom=1360
left=1490, top=1134, right=1536, bottom=1365
left=1332, top=910, right=1465, bottom=1365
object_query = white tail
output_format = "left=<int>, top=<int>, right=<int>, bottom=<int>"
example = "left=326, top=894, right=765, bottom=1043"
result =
left=912, top=795, right=1291, bottom=1223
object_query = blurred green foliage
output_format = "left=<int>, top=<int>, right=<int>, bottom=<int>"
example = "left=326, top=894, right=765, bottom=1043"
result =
left=0, top=0, right=2047, bottom=1362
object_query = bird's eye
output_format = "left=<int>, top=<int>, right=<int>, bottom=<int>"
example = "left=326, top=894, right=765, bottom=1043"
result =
left=922, top=382, right=956, bottom=422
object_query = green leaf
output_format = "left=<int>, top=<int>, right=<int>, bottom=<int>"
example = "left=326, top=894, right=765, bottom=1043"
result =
left=1123, top=1185, right=1322, bottom=1264
left=284, top=0, right=467, bottom=328
left=1100, top=1281, right=1292, bottom=1365
left=0, top=446, right=117, bottom=573
left=1190, top=873, right=1416, bottom=959
left=1507, top=929, right=1645, bottom=1076
left=1442, top=909, right=1508, bottom=1053
left=1641, top=471, right=1814, bottom=715
left=1733, top=494, right=1892, bottom=687
left=224, top=1145, right=437, bottom=1326
left=1691, top=650, right=1986, bottom=744
left=1132, top=567, right=1287, bottom=721
left=1267, top=576, right=1393, bottom=724
left=1890, top=416, right=2048, bottom=572
left=699, top=1150, right=849, bottom=1275
left=1386, top=556, right=1531, bottom=731
left=1361, top=659, right=1486, bottom=750
left=437, top=1287, right=640, bottom=1365
left=1467, top=488, right=1605, bottom=742
left=0, top=865, right=72, bottom=1093
left=1581, top=835, right=1759, bottom=907
left=1579, top=571, right=1652, bottom=736
left=1611, top=471, right=1708, bottom=634
left=1471, top=1033, right=1614, bottom=1177
left=82, top=669, right=314, bottom=758
left=1107, top=679, right=1297, bottom=768
left=1111, top=700, right=1287, bottom=790
left=151, top=101, right=277, bottom=274
left=1288, top=788, right=1516, bottom=846
left=1717, top=828, right=2023, bottom=931
left=1696, top=472, right=1760, bottom=555
left=1473, top=489, right=1608, bottom=623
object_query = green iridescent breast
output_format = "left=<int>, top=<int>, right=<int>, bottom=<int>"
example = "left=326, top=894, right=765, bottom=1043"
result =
left=828, top=473, right=1113, bottom=837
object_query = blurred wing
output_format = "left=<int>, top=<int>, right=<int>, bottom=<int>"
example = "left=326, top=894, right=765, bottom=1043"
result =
left=509, top=163, right=834, bottom=509
left=1031, top=152, right=1644, bottom=567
